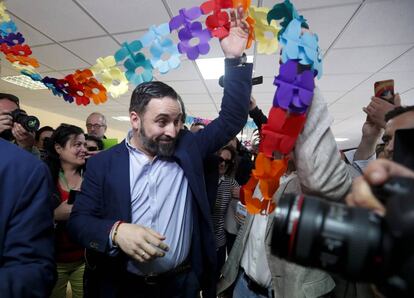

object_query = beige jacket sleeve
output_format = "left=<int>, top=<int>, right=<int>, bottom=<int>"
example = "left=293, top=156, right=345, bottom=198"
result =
left=293, top=87, right=352, bottom=201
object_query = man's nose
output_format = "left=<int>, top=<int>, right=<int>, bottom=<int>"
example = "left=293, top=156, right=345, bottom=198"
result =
left=164, top=122, right=178, bottom=138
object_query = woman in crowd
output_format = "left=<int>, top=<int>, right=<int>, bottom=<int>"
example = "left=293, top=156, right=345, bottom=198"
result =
left=212, top=145, right=240, bottom=275
left=45, top=124, right=87, bottom=298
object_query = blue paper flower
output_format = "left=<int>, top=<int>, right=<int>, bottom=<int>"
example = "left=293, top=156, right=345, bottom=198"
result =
left=280, top=19, right=323, bottom=78
left=0, top=21, right=17, bottom=36
left=140, top=23, right=181, bottom=74
left=115, top=40, right=153, bottom=85
left=21, top=69, right=43, bottom=82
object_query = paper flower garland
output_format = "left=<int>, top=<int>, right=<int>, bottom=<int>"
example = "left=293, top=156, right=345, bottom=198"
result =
left=141, top=23, right=181, bottom=74
left=201, top=0, right=233, bottom=39
left=273, top=59, right=315, bottom=113
left=249, top=6, right=280, bottom=54
left=115, top=40, right=153, bottom=85
left=280, top=19, right=323, bottom=78
left=90, top=56, right=129, bottom=98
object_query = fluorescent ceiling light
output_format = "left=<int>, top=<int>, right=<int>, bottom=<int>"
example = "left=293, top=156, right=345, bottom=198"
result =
left=335, top=138, right=349, bottom=142
left=112, top=116, right=130, bottom=122
left=1, top=75, right=47, bottom=90
left=196, top=56, right=254, bottom=80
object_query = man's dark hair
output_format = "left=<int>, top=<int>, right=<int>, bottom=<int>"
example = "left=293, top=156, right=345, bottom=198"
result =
left=35, top=126, right=54, bottom=141
left=129, top=81, right=179, bottom=115
left=385, top=105, right=414, bottom=122
left=85, top=134, right=104, bottom=151
left=0, top=93, right=20, bottom=107
left=177, top=95, right=186, bottom=124
left=191, top=122, right=206, bottom=129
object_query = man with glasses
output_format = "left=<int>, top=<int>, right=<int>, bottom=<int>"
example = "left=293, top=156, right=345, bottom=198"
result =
left=86, top=112, right=107, bottom=140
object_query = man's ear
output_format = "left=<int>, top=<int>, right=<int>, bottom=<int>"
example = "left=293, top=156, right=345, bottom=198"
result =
left=130, top=111, right=141, bottom=131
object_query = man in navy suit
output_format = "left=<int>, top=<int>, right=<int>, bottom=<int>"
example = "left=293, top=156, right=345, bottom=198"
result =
left=0, top=139, right=56, bottom=297
left=68, top=7, right=252, bottom=298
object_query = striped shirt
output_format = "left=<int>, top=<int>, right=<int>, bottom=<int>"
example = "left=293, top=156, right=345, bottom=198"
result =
left=212, top=175, right=239, bottom=248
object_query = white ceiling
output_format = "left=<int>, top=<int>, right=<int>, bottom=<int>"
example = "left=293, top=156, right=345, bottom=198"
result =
left=1, top=0, right=413, bottom=149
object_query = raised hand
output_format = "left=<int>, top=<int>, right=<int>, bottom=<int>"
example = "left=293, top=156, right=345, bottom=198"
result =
left=220, top=6, right=249, bottom=59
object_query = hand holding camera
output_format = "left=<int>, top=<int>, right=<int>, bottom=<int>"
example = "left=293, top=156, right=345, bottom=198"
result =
left=346, top=159, right=414, bottom=215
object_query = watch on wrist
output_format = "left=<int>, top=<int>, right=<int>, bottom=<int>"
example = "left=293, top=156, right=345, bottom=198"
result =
left=225, top=53, right=247, bottom=67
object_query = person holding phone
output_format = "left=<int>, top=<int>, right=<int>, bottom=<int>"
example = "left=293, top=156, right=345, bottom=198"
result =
left=346, top=81, right=402, bottom=174
left=44, top=124, right=87, bottom=298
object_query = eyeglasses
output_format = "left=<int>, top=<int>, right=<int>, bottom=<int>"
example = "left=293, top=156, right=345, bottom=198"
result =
left=87, top=146, right=98, bottom=152
left=86, top=124, right=105, bottom=129
left=218, top=157, right=232, bottom=165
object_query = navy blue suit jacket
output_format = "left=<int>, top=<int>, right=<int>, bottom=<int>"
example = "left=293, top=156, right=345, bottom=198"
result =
left=0, top=139, right=56, bottom=297
left=68, top=63, right=253, bottom=296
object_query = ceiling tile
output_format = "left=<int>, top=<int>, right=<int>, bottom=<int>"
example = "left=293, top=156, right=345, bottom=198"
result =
left=380, top=45, right=414, bottom=73
left=6, top=0, right=106, bottom=41
left=12, top=18, right=53, bottom=46
left=62, top=36, right=121, bottom=65
left=324, top=44, right=411, bottom=74
left=31, top=44, right=90, bottom=70
left=262, top=0, right=362, bottom=10
left=299, top=3, right=361, bottom=50
left=166, top=80, right=208, bottom=95
left=335, top=0, right=414, bottom=48
left=78, top=0, right=171, bottom=34
left=318, top=73, right=370, bottom=92
left=159, top=60, right=201, bottom=81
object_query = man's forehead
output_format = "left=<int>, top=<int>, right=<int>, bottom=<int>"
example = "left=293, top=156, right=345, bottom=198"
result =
left=0, top=98, right=18, bottom=110
left=392, top=111, right=414, bottom=129
left=146, top=97, right=182, bottom=116
left=87, top=114, right=103, bottom=123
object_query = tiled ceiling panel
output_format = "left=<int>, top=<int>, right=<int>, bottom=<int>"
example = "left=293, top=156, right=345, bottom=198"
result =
left=6, top=0, right=106, bottom=41
left=62, top=36, right=121, bottom=65
left=31, top=44, right=90, bottom=70
left=77, top=0, right=171, bottom=33
left=335, top=0, right=414, bottom=48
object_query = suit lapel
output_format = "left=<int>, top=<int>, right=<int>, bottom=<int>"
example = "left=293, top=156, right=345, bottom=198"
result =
left=113, top=141, right=132, bottom=222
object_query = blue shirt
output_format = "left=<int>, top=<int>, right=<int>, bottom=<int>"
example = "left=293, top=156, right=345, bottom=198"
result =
left=125, top=131, right=193, bottom=275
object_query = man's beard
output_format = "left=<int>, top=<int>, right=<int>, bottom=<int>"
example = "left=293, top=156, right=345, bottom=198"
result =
left=139, top=123, right=176, bottom=157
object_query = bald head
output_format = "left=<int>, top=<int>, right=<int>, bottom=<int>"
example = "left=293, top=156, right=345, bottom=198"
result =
left=86, top=112, right=107, bottom=139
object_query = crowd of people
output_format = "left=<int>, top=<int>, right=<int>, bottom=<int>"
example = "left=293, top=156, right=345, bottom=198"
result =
left=1, top=6, right=414, bottom=298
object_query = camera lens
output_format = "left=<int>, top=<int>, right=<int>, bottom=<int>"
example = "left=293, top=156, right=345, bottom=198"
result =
left=271, top=194, right=385, bottom=280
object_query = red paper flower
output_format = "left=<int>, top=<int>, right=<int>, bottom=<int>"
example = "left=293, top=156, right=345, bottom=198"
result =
left=201, top=0, right=233, bottom=39
left=259, top=107, right=307, bottom=156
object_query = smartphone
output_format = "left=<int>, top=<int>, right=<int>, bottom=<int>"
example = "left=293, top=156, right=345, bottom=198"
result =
left=67, top=190, right=80, bottom=205
left=374, top=79, right=394, bottom=104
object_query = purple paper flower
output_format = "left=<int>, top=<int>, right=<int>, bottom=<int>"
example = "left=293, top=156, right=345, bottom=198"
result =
left=177, top=21, right=211, bottom=60
left=273, top=59, right=315, bottom=114
left=169, top=7, right=202, bottom=31
left=0, top=32, right=24, bottom=46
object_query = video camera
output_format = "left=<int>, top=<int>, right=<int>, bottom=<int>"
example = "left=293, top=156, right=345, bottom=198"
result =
left=10, top=109, right=40, bottom=132
left=270, top=129, right=414, bottom=297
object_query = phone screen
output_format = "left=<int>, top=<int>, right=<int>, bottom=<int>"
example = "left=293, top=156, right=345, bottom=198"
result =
left=374, top=79, right=394, bottom=104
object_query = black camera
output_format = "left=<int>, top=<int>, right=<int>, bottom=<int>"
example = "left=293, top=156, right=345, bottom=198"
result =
left=10, top=109, right=40, bottom=132
left=271, top=176, right=414, bottom=297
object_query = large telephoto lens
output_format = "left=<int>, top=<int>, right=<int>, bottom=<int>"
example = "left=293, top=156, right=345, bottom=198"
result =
left=271, top=194, right=387, bottom=280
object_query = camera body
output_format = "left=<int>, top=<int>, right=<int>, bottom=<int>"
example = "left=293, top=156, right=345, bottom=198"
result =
left=271, top=177, right=414, bottom=297
left=10, top=109, right=40, bottom=133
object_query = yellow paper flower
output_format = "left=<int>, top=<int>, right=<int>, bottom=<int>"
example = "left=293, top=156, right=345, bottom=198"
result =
left=91, top=56, right=129, bottom=98
left=249, top=6, right=280, bottom=54
left=0, top=2, right=11, bottom=22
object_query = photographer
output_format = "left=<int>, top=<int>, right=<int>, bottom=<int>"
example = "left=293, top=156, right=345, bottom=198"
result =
left=0, top=93, right=39, bottom=155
